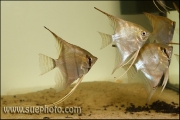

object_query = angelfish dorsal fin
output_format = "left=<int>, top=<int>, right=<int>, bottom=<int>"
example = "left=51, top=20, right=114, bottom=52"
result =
left=44, top=26, right=63, bottom=59
left=94, top=7, right=119, bottom=32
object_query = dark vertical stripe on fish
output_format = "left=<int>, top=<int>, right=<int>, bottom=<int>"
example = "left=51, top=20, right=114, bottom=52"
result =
left=161, top=47, right=171, bottom=66
left=138, top=45, right=145, bottom=62
left=149, top=45, right=154, bottom=57
left=73, top=46, right=80, bottom=78
left=62, top=46, right=69, bottom=80
left=86, top=55, right=91, bottom=71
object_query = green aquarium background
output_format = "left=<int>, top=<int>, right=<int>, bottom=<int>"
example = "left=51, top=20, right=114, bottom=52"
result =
left=1, top=1, right=179, bottom=95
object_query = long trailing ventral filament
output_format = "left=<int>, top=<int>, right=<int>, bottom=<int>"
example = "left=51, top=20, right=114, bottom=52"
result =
left=46, top=75, right=84, bottom=107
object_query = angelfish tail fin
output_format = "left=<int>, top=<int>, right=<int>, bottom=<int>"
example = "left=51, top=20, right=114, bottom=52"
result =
left=39, top=53, right=56, bottom=75
left=98, top=32, right=113, bottom=49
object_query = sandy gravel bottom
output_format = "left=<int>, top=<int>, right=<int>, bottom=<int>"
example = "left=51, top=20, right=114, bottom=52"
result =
left=1, top=81, right=179, bottom=119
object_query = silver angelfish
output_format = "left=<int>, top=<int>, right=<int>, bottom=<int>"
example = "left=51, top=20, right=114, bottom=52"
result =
left=123, top=43, right=173, bottom=102
left=39, top=26, right=97, bottom=106
left=94, top=7, right=150, bottom=79
left=144, top=12, right=176, bottom=44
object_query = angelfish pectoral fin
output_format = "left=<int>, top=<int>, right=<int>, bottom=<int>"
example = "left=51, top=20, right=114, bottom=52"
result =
left=46, top=75, right=85, bottom=107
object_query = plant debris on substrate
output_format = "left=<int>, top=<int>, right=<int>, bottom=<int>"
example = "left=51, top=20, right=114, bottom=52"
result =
left=126, top=100, right=179, bottom=114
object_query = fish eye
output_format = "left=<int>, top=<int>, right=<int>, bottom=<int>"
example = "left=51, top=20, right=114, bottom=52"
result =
left=141, top=31, right=146, bottom=36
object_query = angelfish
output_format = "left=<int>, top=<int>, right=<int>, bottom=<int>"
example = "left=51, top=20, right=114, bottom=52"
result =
left=153, top=0, right=172, bottom=13
left=144, top=12, right=176, bottom=44
left=94, top=7, right=150, bottom=78
left=123, top=43, right=173, bottom=102
left=39, top=26, right=97, bottom=106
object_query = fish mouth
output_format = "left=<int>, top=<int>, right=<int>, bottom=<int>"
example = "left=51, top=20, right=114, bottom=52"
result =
left=167, top=46, right=173, bottom=65
left=92, top=57, right=98, bottom=66
left=94, top=57, right=98, bottom=62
